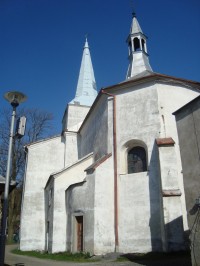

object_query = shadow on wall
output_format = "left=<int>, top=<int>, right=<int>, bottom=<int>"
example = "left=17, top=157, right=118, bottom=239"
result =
left=190, top=208, right=200, bottom=266
left=165, top=216, right=185, bottom=251
left=148, top=141, right=187, bottom=252
left=144, top=139, right=199, bottom=265
left=44, top=180, right=55, bottom=253
left=148, top=141, right=163, bottom=251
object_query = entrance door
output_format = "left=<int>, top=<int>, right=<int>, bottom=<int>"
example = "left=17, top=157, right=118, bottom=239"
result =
left=76, top=216, right=83, bottom=251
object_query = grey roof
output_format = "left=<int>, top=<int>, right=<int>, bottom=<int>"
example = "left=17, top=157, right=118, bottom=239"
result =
left=70, top=38, right=98, bottom=106
left=130, top=16, right=143, bottom=34
left=131, top=70, right=154, bottom=79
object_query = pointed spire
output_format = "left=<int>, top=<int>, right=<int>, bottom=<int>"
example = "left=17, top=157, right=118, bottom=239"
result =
left=84, top=37, right=89, bottom=48
left=70, top=38, right=97, bottom=106
left=130, top=13, right=143, bottom=34
left=126, top=13, right=153, bottom=79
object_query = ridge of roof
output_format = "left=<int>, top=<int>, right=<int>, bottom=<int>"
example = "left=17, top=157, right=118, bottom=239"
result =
left=108, top=72, right=200, bottom=91
left=77, top=72, right=200, bottom=133
left=85, top=153, right=112, bottom=172
left=51, top=152, right=93, bottom=178
left=45, top=152, right=93, bottom=189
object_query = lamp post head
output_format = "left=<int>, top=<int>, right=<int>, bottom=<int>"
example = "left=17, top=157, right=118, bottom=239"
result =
left=4, top=91, right=27, bottom=107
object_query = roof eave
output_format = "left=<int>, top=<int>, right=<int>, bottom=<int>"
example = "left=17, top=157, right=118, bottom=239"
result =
left=78, top=73, right=200, bottom=133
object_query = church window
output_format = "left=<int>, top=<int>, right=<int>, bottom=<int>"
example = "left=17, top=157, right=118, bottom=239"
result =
left=134, top=37, right=140, bottom=51
left=128, top=146, right=147, bottom=173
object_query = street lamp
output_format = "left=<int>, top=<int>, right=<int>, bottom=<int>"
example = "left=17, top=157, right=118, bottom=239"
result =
left=0, top=91, right=27, bottom=266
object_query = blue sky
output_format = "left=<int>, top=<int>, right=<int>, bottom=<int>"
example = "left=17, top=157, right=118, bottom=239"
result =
left=1, top=0, right=200, bottom=134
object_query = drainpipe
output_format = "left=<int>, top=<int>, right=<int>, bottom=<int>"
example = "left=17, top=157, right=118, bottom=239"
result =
left=102, top=90, right=118, bottom=251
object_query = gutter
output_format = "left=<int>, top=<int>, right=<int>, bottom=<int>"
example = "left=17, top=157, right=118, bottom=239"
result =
left=102, top=90, right=119, bottom=250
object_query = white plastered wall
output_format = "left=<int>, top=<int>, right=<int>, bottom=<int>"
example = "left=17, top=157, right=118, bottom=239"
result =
left=156, top=82, right=200, bottom=232
left=93, top=156, right=115, bottom=254
left=116, top=82, right=162, bottom=252
left=64, top=131, right=79, bottom=167
left=20, top=136, right=65, bottom=251
left=50, top=154, right=93, bottom=253
left=157, top=144, right=184, bottom=251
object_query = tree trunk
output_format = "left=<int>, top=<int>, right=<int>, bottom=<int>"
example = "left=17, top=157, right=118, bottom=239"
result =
left=7, top=188, right=22, bottom=243
left=7, top=141, right=22, bottom=243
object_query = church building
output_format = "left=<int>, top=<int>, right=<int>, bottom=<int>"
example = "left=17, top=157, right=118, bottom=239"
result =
left=20, top=13, right=200, bottom=255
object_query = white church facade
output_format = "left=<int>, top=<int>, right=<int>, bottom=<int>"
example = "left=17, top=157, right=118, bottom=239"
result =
left=20, top=13, right=200, bottom=255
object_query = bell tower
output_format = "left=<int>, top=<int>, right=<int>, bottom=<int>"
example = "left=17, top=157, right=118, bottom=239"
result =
left=126, top=13, right=153, bottom=79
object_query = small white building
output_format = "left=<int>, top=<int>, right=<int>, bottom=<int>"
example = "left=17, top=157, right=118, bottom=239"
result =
left=20, top=13, right=200, bottom=255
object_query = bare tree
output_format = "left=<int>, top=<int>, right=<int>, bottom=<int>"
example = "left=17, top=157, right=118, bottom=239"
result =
left=0, top=107, right=55, bottom=242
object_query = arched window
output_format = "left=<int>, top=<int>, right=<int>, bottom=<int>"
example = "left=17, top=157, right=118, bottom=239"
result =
left=133, top=37, right=140, bottom=51
left=128, top=146, right=147, bottom=174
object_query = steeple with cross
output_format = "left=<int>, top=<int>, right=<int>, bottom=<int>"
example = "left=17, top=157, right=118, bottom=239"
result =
left=70, top=37, right=97, bottom=106
left=126, top=12, right=153, bottom=79
left=62, top=37, right=97, bottom=132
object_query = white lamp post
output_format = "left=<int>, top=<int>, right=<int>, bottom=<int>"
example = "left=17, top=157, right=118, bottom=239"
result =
left=0, top=91, right=27, bottom=266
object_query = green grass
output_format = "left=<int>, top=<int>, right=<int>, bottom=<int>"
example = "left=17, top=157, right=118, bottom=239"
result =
left=116, top=256, right=130, bottom=262
left=12, top=249, right=97, bottom=262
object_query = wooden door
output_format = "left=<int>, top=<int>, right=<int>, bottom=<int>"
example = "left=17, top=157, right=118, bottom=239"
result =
left=76, top=216, right=83, bottom=251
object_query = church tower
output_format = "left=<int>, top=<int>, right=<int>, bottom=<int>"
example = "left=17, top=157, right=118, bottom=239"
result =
left=62, top=38, right=98, bottom=132
left=126, top=13, right=153, bottom=79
